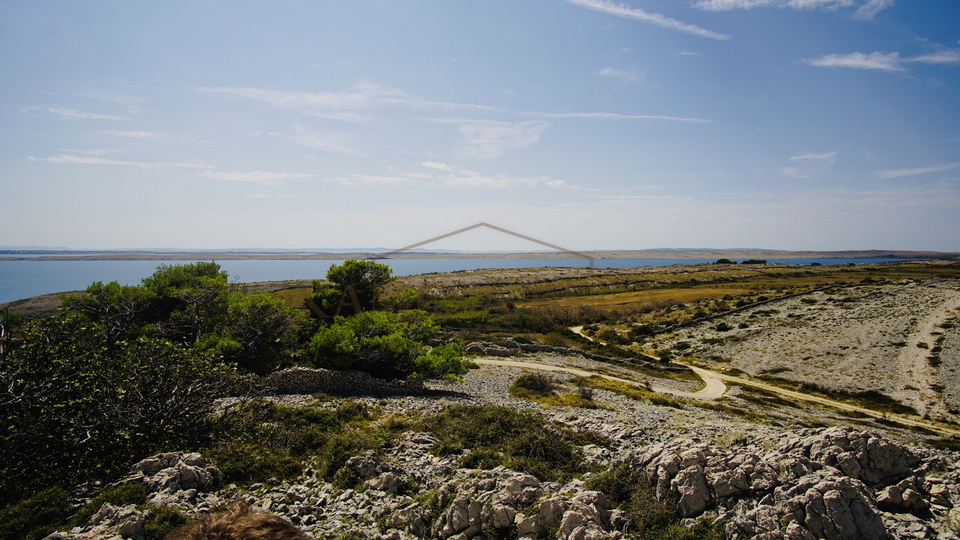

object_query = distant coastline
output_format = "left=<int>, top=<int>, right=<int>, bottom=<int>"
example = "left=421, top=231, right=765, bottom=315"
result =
left=0, top=249, right=957, bottom=261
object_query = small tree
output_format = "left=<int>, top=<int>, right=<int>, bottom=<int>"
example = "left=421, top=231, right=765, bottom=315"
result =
left=324, top=260, right=394, bottom=313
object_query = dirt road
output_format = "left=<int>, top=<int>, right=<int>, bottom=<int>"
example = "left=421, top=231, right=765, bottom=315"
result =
left=473, top=359, right=727, bottom=400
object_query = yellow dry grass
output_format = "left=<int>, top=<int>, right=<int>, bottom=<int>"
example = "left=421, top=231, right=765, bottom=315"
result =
left=520, top=286, right=755, bottom=310
left=273, top=287, right=313, bottom=310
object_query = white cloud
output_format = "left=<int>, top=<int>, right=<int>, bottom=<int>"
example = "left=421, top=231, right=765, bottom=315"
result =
left=566, top=0, right=730, bottom=40
left=697, top=0, right=855, bottom=10
left=58, top=148, right=124, bottom=156
left=198, top=81, right=498, bottom=122
left=908, top=50, right=960, bottom=65
left=29, top=155, right=212, bottom=169
left=432, top=119, right=548, bottom=159
left=598, top=66, right=642, bottom=81
left=854, top=0, right=895, bottom=19
left=782, top=151, right=838, bottom=177
left=422, top=161, right=454, bottom=171
left=335, top=174, right=419, bottom=187
left=287, top=124, right=362, bottom=155
left=526, top=111, right=711, bottom=122
left=201, top=171, right=311, bottom=185
left=802, top=49, right=960, bottom=73
left=695, top=0, right=893, bottom=17
left=98, top=130, right=168, bottom=139
left=29, top=107, right=129, bottom=121
left=441, top=174, right=540, bottom=189
left=875, top=162, right=960, bottom=179
left=98, top=130, right=209, bottom=145
left=789, top=151, right=838, bottom=161
left=801, top=52, right=904, bottom=72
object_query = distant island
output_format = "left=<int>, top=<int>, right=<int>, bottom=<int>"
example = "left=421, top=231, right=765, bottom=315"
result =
left=0, top=248, right=957, bottom=261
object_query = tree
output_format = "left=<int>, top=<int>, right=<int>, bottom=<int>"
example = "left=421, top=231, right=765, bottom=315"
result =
left=322, top=260, right=394, bottom=313
left=309, top=310, right=471, bottom=381
left=61, top=281, right=152, bottom=357
left=0, top=315, right=238, bottom=505
left=141, top=262, right=230, bottom=344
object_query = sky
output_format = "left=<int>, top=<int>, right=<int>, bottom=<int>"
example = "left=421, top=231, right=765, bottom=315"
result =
left=1, top=0, right=959, bottom=253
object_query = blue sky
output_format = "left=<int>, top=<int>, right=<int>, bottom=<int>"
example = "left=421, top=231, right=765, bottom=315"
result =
left=2, top=0, right=958, bottom=252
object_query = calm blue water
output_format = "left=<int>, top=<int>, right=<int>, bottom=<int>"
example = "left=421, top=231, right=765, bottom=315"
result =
left=0, top=258, right=907, bottom=304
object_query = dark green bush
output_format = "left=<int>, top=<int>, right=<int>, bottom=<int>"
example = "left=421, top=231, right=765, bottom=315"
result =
left=0, top=487, right=71, bottom=540
left=417, top=405, right=594, bottom=482
left=510, top=373, right=557, bottom=397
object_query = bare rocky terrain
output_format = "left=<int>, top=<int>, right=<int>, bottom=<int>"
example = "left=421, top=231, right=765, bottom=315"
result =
left=668, top=279, right=960, bottom=423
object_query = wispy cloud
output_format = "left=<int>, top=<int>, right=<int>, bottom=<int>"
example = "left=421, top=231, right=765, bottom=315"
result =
left=695, top=0, right=893, bottom=18
left=29, top=155, right=212, bottom=169
left=26, top=107, right=129, bottom=121
left=782, top=151, right=838, bottom=177
left=58, top=148, right=124, bottom=156
left=422, top=161, right=454, bottom=171
left=876, top=162, right=960, bottom=179
left=198, top=81, right=498, bottom=122
left=566, top=0, right=730, bottom=40
left=334, top=174, right=419, bottom=187
left=98, top=130, right=211, bottom=146
left=84, top=92, right=145, bottom=113
left=598, top=66, right=642, bottom=81
left=802, top=49, right=960, bottom=72
left=854, top=0, right=895, bottom=19
left=287, top=124, right=362, bottom=155
left=525, top=111, right=712, bottom=122
left=201, top=171, right=312, bottom=185
left=427, top=119, right=549, bottom=159
left=802, top=52, right=904, bottom=71
left=99, top=130, right=168, bottom=139
left=789, top=151, right=839, bottom=161
left=441, top=173, right=541, bottom=189
left=908, top=50, right=960, bottom=65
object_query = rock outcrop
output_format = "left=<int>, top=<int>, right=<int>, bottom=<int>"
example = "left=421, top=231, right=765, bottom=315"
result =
left=54, top=426, right=960, bottom=540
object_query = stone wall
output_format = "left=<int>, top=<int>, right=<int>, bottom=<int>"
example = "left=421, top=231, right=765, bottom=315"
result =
left=266, top=367, right=424, bottom=396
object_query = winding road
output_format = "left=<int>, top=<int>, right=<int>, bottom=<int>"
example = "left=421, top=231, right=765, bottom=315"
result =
left=473, top=358, right=960, bottom=438
left=473, top=359, right=727, bottom=400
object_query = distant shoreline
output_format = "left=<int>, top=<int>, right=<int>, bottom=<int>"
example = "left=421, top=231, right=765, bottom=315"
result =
left=1, top=249, right=956, bottom=261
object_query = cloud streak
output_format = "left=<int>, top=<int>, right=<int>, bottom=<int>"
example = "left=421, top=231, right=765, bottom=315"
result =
left=695, top=0, right=894, bottom=19
left=526, top=111, right=712, bottom=122
left=802, top=49, right=960, bottom=72
left=29, top=155, right=212, bottom=169
left=598, top=66, right=642, bottom=81
left=198, top=81, right=498, bottom=122
left=202, top=171, right=312, bottom=185
left=566, top=0, right=730, bottom=40
left=876, top=162, right=960, bottom=179
left=28, top=107, right=129, bottom=121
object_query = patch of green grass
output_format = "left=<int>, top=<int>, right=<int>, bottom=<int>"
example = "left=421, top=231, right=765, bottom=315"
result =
left=580, top=376, right=686, bottom=409
left=416, top=405, right=601, bottom=482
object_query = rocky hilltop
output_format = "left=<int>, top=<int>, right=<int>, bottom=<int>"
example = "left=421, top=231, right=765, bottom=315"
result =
left=55, top=358, right=960, bottom=540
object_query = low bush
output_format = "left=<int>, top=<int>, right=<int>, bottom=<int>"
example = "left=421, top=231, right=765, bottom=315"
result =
left=510, top=373, right=557, bottom=397
left=416, top=405, right=597, bottom=482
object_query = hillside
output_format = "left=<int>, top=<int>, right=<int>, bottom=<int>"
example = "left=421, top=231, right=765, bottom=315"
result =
left=6, top=260, right=960, bottom=540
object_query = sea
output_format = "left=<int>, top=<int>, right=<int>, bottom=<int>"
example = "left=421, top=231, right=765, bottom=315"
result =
left=0, top=258, right=908, bottom=305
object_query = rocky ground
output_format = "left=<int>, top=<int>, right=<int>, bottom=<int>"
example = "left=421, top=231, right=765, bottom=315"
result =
left=662, top=279, right=960, bottom=423
left=56, top=356, right=960, bottom=540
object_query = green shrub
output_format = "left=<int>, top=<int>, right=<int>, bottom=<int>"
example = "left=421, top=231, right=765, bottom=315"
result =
left=0, top=487, right=71, bottom=540
left=510, top=373, right=557, bottom=397
left=72, top=483, right=148, bottom=527
left=417, top=405, right=594, bottom=482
